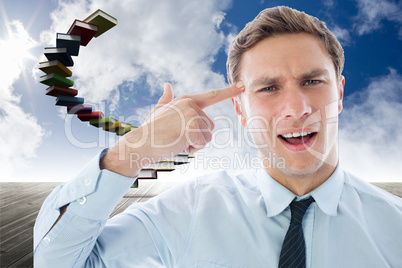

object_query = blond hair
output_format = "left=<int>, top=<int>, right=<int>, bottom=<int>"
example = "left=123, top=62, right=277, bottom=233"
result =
left=227, top=6, right=344, bottom=84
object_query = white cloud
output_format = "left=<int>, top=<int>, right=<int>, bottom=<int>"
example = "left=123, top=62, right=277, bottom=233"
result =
left=339, top=68, right=402, bottom=181
left=330, top=25, right=352, bottom=46
left=0, top=20, right=45, bottom=179
left=40, top=0, right=233, bottom=107
left=354, top=0, right=402, bottom=38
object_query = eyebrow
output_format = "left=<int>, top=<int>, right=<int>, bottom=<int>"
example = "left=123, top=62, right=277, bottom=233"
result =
left=249, top=76, right=281, bottom=89
left=299, top=69, right=330, bottom=81
left=249, top=69, right=330, bottom=89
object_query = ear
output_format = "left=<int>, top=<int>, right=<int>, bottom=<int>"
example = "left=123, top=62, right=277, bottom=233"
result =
left=338, top=76, right=345, bottom=114
left=231, top=96, right=247, bottom=127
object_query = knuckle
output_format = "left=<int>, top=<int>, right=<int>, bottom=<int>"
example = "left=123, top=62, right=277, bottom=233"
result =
left=176, top=95, right=191, bottom=101
left=185, top=108, right=198, bottom=118
left=209, top=120, right=215, bottom=130
left=204, top=131, right=213, bottom=143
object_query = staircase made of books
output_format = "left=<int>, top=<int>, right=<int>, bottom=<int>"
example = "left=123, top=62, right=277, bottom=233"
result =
left=38, top=9, right=193, bottom=188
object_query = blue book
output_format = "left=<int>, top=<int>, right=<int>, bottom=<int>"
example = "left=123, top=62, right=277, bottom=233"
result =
left=44, top=47, right=74, bottom=67
left=56, top=33, right=81, bottom=56
left=55, top=95, right=84, bottom=106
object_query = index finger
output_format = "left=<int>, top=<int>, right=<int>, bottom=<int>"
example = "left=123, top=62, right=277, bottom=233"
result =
left=190, top=81, right=245, bottom=109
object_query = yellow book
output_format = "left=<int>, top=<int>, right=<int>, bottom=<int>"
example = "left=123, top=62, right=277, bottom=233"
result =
left=102, top=118, right=119, bottom=132
left=84, top=9, right=118, bottom=37
left=104, top=122, right=130, bottom=134
left=39, top=60, right=72, bottom=77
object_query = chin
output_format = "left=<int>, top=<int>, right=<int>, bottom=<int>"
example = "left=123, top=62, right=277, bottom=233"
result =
left=282, top=151, right=338, bottom=179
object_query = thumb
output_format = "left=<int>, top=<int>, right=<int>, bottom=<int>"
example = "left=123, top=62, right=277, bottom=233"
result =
left=145, top=83, right=174, bottom=123
left=157, top=82, right=174, bottom=106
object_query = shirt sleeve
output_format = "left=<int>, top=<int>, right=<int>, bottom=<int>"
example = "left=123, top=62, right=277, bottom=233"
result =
left=33, top=150, right=137, bottom=267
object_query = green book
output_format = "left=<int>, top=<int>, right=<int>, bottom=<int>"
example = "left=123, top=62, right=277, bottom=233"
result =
left=89, top=116, right=117, bottom=127
left=116, top=123, right=132, bottom=136
left=40, top=73, right=74, bottom=87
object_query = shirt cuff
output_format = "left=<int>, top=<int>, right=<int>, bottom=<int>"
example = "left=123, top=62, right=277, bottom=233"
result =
left=55, top=150, right=137, bottom=220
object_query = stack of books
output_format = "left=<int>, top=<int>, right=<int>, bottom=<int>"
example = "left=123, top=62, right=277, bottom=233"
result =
left=39, top=9, right=194, bottom=186
left=38, top=9, right=124, bottom=131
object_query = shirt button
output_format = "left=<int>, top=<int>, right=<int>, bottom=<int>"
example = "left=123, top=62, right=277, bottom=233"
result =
left=43, top=237, right=51, bottom=243
left=77, top=197, right=87, bottom=205
left=84, top=179, right=91, bottom=186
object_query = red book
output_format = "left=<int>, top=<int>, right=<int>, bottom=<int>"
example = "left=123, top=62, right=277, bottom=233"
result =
left=77, top=111, right=104, bottom=121
left=45, top=85, right=78, bottom=97
left=67, top=20, right=98, bottom=46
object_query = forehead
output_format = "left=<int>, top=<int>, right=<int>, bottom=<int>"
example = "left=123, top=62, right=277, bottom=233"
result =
left=240, top=33, right=335, bottom=82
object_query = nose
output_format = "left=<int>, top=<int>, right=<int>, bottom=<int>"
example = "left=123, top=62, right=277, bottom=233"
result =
left=280, top=86, right=312, bottom=120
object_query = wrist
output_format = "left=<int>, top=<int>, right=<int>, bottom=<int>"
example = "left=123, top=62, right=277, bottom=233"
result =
left=100, top=144, right=147, bottom=178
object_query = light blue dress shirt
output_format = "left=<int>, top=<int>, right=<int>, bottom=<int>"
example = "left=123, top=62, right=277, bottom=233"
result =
left=34, top=152, right=402, bottom=267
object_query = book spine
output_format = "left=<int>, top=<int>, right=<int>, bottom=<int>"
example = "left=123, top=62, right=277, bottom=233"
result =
left=77, top=111, right=104, bottom=121
left=45, top=85, right=78, bottom=97
left=55, top=95, right=84, bottom=106
left=44, top=48, right=74, bottom=67
left=67, top=104, right=93, bottom=114
left=40, top=73, right=74, bottom=88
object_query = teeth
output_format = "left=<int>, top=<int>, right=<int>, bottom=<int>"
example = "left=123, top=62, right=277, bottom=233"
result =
left=281, top=132, right=312, bottom=138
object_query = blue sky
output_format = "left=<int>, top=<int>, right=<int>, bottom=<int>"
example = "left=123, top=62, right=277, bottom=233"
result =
left=1, top=0, right=401, bottom=182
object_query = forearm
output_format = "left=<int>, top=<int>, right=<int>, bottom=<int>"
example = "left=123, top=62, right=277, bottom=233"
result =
left=34, top=152, right=136, bottom=266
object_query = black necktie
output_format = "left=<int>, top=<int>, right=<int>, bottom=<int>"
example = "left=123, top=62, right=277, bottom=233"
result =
left=279, top=196, right=315, bottom=268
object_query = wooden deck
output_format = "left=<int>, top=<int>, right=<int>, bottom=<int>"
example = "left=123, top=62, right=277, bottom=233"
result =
left=1, top=181, right=401, bottom=267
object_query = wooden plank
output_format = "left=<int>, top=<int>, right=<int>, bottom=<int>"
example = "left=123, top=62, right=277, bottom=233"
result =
left=0, top=188, right=56, bottom=227
left=1, top=236, right=32, bottom=267
left=1, top=227, right=33, bottom=253
left=0, top=186, right=59, bottom=224
left=7, top=251, right=33, bottom=268
left=0, top=183, right=50, bottom=205
left=0, top=183, right=59, bottom=207
left=1, top=217, right=35, bottom=244
left=0, top=183, right=59, bottom=268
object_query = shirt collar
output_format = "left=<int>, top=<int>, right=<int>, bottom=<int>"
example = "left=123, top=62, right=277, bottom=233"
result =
left=255, top=168, right=296, bottom=217
left=255, top=166, right=344, bottom=217
left=309, top=165, right=344, bottom=216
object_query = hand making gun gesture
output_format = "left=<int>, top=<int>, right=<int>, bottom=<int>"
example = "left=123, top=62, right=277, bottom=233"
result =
left=101, top=82, right=245, bottom=177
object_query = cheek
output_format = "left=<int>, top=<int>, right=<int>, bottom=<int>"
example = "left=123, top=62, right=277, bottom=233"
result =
left=243, top=96, right=273, bottom=141
left=243, top=94, right=269, bottom=117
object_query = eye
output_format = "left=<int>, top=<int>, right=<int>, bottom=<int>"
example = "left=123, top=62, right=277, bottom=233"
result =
left=304, top=80, right=320, bottom=86
left=260, top=86, right=276, bottom=92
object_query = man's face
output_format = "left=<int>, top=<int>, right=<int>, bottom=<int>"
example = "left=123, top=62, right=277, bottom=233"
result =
left=234, top=33, right=344, bottom=180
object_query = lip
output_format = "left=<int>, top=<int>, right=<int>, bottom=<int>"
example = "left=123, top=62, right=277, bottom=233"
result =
left=278, top=131, right=318, bottom=152
left=277, top=128, right=318, bottom=136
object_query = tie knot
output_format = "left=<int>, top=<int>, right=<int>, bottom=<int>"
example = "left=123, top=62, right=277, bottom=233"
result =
left=290, top=196, right=315, bottom=225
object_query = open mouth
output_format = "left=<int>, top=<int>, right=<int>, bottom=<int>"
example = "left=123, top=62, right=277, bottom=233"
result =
left=279, top=131, right=317, bottom=145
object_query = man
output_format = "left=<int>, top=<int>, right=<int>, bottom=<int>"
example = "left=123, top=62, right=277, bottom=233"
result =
left=34, top=6, right=402, bottom=267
